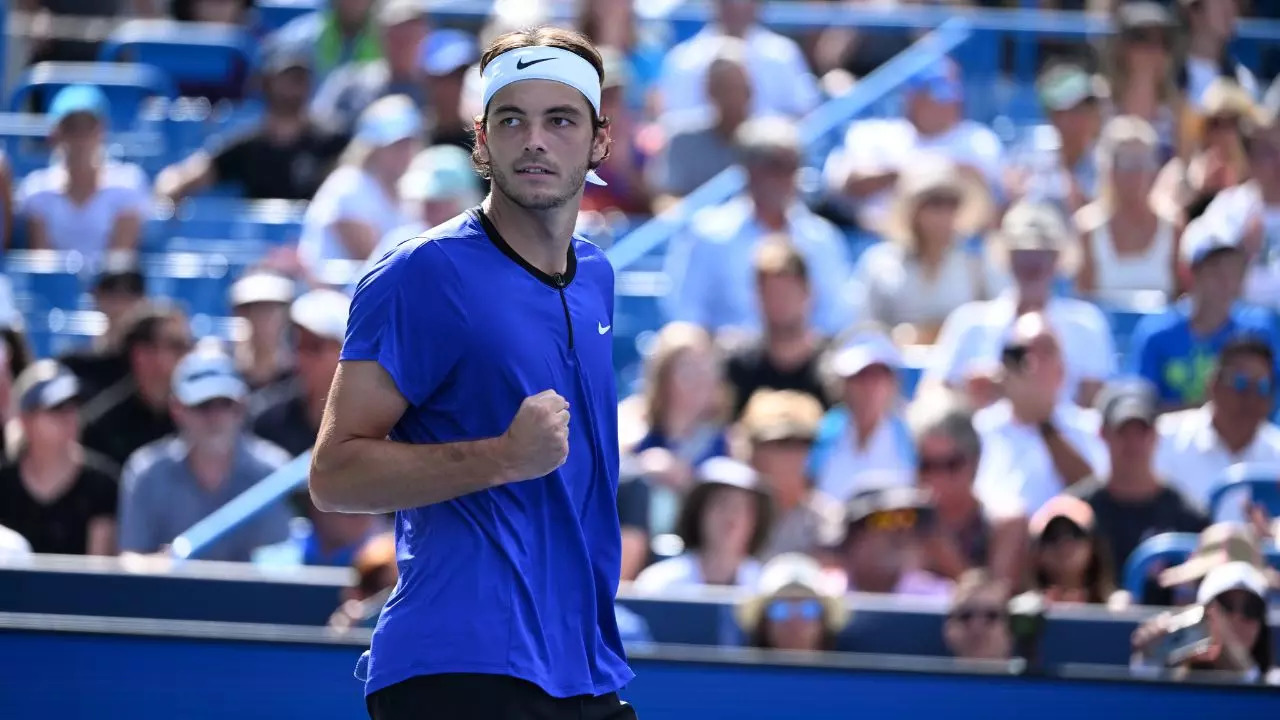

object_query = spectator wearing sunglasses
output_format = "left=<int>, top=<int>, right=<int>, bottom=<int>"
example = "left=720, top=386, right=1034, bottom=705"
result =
left=908, top=397, right=1027, bottom=589
left=1133, top=561, right=1278, bottom=684
left=1026, top=495, right=1120, bottom=605
left=1154, top=335, right=1280, bottom=518
left=944, top=569, right=1013, bottom=661
left=735, top=553, right=849, bottom=652
left=633, top=457, right=773, bottom=591
left=1070, top=381, right=1207, bottom=605
left=832, top=486, right=953, bottom=598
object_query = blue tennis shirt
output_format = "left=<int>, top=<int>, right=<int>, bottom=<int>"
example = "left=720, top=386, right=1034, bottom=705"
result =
left=342, top=209, right=633, bottom=698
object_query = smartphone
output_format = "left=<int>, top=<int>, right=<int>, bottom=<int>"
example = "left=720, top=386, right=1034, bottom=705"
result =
left=1001, top=344, right=1029, bottom=371
left=1151, top=606, right=1212, bottom=668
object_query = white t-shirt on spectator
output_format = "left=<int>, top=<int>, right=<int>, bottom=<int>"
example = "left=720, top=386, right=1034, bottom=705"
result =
left=1153, top=406, right=1280, bottom=520
left=845, top=243, right=999, bottom=329
left=0, top=522, right=31, bottom=562
left=813, top=418, right=915, bottom=502
left=657, top=25, right=820, bottom=121
left=925, top=292, right=1116, bottom=404
left=632, top=552, right=762, bottom=592
left=298, top=165, right=407, bottom=269
left=1203, top=182, right=1280, bottom=309
left=15, top=160, right=151, bottom=262
left=823, top=118, right=1004, bottom=231
left=972, top=400, right=1110, bottom=515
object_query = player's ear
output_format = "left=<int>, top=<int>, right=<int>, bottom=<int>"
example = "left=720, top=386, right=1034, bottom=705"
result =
left=590, top=122, right=612, bottom=167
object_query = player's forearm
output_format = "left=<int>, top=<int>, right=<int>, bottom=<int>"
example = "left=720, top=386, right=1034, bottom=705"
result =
left=310, top=435, right=512, bottom=513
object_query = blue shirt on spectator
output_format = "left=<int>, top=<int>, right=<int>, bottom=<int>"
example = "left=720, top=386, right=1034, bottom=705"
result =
left=342, top=210, right=632, bottom=698
left=1127, top=299, right=1276, bottom=405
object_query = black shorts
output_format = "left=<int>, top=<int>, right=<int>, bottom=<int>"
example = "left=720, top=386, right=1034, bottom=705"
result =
left=366, top=673, right=638, bottom=720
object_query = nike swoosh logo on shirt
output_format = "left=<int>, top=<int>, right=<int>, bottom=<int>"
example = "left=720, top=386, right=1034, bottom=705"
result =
left=598, top=323, right=611, bottom=335
left=516, top=57, right=554, bottom=70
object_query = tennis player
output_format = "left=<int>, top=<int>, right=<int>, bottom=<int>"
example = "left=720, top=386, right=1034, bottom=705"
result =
left=309, top=25, right=636, bottom=720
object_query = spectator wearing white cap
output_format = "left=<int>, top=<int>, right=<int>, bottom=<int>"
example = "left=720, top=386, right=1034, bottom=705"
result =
left=228, top=271, right=296, bottom=391
left=310, top=0, right=429, bottom=134
left=1127, top=214, right=1275, bottom=410
left=924, top=201, right=1115, bottom=410
left=808, top=332, right=915, bottom=502
left=420, top=29, right=480, bottom=151
left=117, top=348, right=292, bottom=561
left=971, top=311, right=1110, bottom=516
left=0, top=361, right=119, bottom=556
left=250, top=289, right=350, bottom=457
left=298, top=95, right=422, bottom=272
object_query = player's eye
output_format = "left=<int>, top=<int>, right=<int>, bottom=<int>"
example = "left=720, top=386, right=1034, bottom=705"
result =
left=498, top=117, right=521, bottom=127
left=550, top=117, right=574, bottom=128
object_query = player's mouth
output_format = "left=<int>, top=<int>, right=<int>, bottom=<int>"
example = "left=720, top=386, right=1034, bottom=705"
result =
left=516, top=165, right=555, bottom=176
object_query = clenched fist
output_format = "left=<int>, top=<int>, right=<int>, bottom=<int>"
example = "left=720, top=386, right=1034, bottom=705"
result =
left=499, top=390, right=570, bottom=481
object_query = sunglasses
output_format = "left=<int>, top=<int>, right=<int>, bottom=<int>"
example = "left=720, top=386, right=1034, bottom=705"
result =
left=918, top=452, right=968, bottom=474
left=766, top=598, right=824, bottom=623
left=920, top=192, right=962, bottom=210
left=1040, top=521, right=1088, bottom=545
left=1113, top=154, right=1158, bottom=173
left=1122, top=29, right=1169, bottom=48
left=950, top=605, right=1005, bottom=625
left=1223, top=372, right=1273, bottom=398
left=1207, top=115, right=1242, bottom=131
left=1001, top=344, right=1030, bottom=370
left=864, top=508, right=922, bottom=533
left=1215, top=594, right=1267, bottom=622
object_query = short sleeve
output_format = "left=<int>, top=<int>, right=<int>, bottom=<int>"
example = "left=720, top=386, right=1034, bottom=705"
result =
left=616, top=477, right=651, bottom=532
left=1126, top=315, right=1166, bottom=395
left=111, top=164, right=153, bottom=217
left=926, top=303, right=983, bottom=385
left=1069, top=304, right=1116, bottom=381
left=14, top=172, right=46, bottom=218
left=117, top=459, right=160, bottom=553
left=89, top=470, right=119, bottom=520
left=210, top=132, right=254, bottom=182
left=342, top=241, right=469, bottom=406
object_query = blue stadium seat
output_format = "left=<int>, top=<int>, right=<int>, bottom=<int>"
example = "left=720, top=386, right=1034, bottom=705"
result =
left=1209, top=463, right=1280, bottom=520
left=3, top=250, right=90, bottom=314
left=142, top=252, right=240, bottom=317
left=9, top=62, right=178, bottom=130
left=1123, top=531, right=1280, bottom=603
left=254, top=0, right=320, bottom=32
left=99, top=20, right=255, bottom=87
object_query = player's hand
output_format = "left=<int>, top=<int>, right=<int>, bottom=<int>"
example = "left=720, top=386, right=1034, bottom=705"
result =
left=499, top=390, right=570, bottom=481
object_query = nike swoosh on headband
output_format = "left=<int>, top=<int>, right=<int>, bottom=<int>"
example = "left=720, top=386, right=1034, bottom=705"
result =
left=516, top=57, right=554, bottom=70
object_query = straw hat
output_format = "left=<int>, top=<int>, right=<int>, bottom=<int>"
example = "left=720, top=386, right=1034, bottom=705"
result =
left=986, top=200, right=1081, bottom=277
left=881, top=155, right=993, bottom=247
left=735, top=553, right=850, bottom=634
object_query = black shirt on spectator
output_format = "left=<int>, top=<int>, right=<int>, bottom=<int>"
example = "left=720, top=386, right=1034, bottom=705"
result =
left=80, top=379, right=177, bottom=469
left=210, top=125, right=348, bottom=200
left=725, top=337, right=832, bottom=419
left=0, top=450, right=119, bottom=554
left=248, top=379, right=316, bottom=458
left=59, top=350, right=129, bottom=404
left=1070, top=477, right=1208, bottom=605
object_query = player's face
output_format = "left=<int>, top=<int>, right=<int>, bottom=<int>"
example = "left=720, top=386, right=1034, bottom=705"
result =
left=479, top=80, right=606, bottom=211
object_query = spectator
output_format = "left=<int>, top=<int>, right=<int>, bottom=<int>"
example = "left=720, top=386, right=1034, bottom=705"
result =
left=1069, top=381, right=1207, bottom=605
left=926, top=201, right=1115, bottom=409
left=118, top=348, right=292, bottom=561
left=0, top=151, right=13, bottom=250
left=663, top=117, right=852, bottom=336
left=647, top=39, right=750, bottom=203
left=1156, top=79, right=1257, bottom=222
left=972, top=311, right=1110, bottom=515
left=809, top=332, right=915, bottom=501
left=1074, top=116, right=1178, bottom=301
left=1154, top=335, right=1280, bottom=516
left=1005, top=62, right=1107, bottom=217
left=619, top=322, right=729, bottom=535
left=311, top=0, right=429, bottom=133
left=80, top=303, right=190, bottom=469
left=1157, top=523, right=1267, bottom=607
left=360, top=144, right=484, bottom=281
left=1128, top=215, right=1272, bottom=409
left=420, top=29, right=480, bottom=151
left=616, top=458, right=652, bottom=582
left=833, top=486, right=953, bottom=598
left=580, top=48, right=651, bottom=215
left=845, top=156, right=995, bottom=343
left=0, top=522, right=31, bottom=561
left=1133, top=561, right=1277, bottom=683
left=1027, top=494, right=1119, bottom=605
left=575, top=0, right=666, bottom=116
left=909, top=398, right=1027, bottom=588
left=735, top=553, right=849, bottom=651
left=739, top=389, right=844, bottom=560
left=254, top=494, right=387, bottom=568
left=298, top=95, right=421, bottom=271
left=724, top=241, right=832, bottom=419
left=0, top=361, right=118, bottom=555
left=328, top=532, right=398, bottom=632
left=824, top=58, right=1003, bottom=233
left=1176, top=0, right=1258, bottom=110
left=59, top=254, right=146, bottom=400
left=657, top=0, right=819, bottom=121
left=156, top=49, right=348, bottom=203
left=17, top=85, right=150, bottom=263
left=228, top=271, right=296, bottom=392
left=249, top=289, right=350, bottom=457
left=633, top=457, right=772, bottom=591
left=1105, top=2, right=1179, bottom=156
left=944, top=569, right=1013, bottom=661
left=266, top=0, right=381, bottom=83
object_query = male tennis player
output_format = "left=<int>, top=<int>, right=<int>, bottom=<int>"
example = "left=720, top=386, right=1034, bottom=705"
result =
left=309, top=25, right=636, bottom=720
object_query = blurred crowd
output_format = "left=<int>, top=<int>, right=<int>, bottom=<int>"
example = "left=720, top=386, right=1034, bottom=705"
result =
left=1, top=0, right=1280, bottom=685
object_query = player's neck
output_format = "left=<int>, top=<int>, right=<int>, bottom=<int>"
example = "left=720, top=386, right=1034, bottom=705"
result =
left=483, top=192, right=578, bottom=277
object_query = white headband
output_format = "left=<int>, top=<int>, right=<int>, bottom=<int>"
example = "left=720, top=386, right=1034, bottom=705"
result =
left=480, top=46, right=607, bottom=186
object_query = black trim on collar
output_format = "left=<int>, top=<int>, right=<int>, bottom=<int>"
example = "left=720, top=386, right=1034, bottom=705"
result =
left=472, top=208, right=577, bottom=289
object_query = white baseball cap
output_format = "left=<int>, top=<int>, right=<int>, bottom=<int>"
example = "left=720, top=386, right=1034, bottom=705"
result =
left=290, top=289, right=351, bottom=343
left=830, top=332, right=903, bottom=378
left=1196, top=560, right=1270, bottom=605
left=172, top=349, right=247, bottom=407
